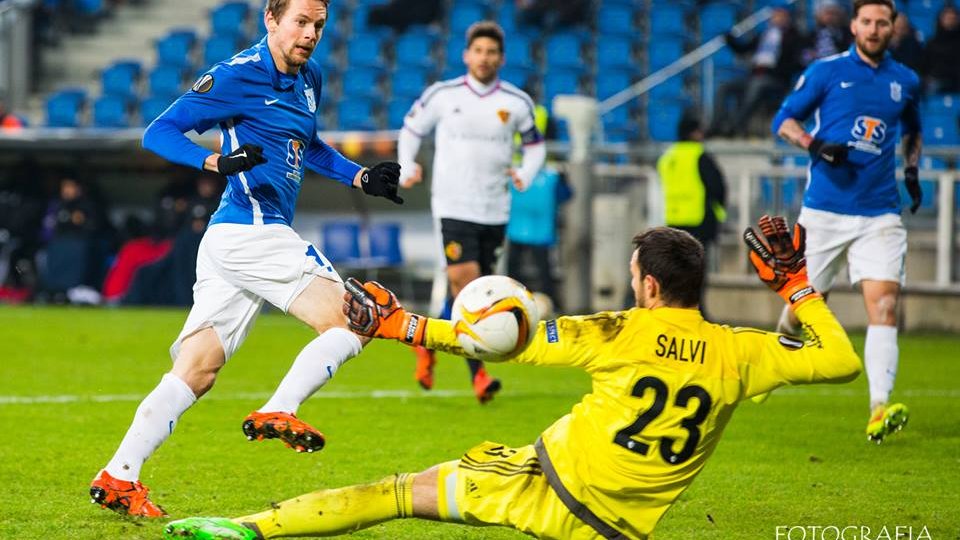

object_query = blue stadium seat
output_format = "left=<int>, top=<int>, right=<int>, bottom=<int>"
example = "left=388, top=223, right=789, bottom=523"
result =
left=203, top=35, right=240, bottom=68
left=387, top=99, right=411, bottom=129
left=140, top=96, right=173, bottom=126
left=342, top=67, right=383, bottom=100
left=596, top=70, right=635, bottom=101
left=101, top=63, right=139, bottom=103
left=648, top=77, right=687, bottom=103
left=500, top=66, right=535, bottom=89
left=391, top=67, right=430, bottom=100
left=649, top=3, right=688, bottom=38
left=74, top=0, right=103, bottom=15
left=444, top=37, right=467, bottom=69
left=923, top=114, right=960, bottom=145
left=337, top=98, right=379, bottom=131
left=210, top=2, right=250, bottom=38
left=45, top=89, right=86, bottom=128
left=504, top=32, right=535, bottom=70
left=647, top=104, right=684, bottom=141
left=649, top=38, right=685, bottom=71
left=495, top=0, right=517, bottom=33
left=156, top=30, right=197, bottom=69
left=598, top=4, right=636, bottom=36
left=544, top=32, right=585, bottom=71
left=149, top=65, right=184, bottom=100
left=701, top=2, right=739, bottom=40
left=450, top=4, right=488, bottom=36
left=93, top=95, right=130, bottom=128
left=543, top=70, right=581, bottom=103
left=321, top=221, right=362, bottom=264
left=368, top=222, right=403, bottom=266
left=596, top=36, right=636, bottom=71
left=395, top=30, right=437, bottom=69
left=347, top=34, right=388, bottom=68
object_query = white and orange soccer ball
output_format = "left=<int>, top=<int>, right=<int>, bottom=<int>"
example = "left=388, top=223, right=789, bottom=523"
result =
left=451, top=275, right=540, bottom=361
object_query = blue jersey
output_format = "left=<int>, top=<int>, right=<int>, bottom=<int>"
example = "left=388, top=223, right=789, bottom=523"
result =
left=143, top=37, right=361, bottom=226
left=772, top=46, right=921, bottom=216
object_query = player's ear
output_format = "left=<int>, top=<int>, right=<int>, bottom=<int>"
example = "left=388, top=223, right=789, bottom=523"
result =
left=264, top=9, right=277, bottom=33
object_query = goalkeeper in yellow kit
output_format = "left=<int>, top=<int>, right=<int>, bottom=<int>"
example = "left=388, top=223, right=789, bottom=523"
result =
left=165, top=216, right=862, bottom=540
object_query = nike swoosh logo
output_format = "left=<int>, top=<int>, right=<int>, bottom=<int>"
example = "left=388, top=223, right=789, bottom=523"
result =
left=840, top=82, right=854, bottom=88
left=236, top=151, right=246, bottom=159
left=264, top=98, right=279, bottom=105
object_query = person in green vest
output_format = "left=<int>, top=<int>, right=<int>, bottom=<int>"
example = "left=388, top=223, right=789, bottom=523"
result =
left=656, top=115, right=727, bottom=317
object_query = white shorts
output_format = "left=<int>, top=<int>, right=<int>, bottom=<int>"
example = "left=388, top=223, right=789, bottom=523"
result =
left=170, top=223, right=342, bottom=361
left=798, top=207, right=907, bottom=292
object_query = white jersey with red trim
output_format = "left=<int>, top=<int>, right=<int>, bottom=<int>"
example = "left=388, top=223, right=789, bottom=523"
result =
left=401, top=74, right=543, bottom=225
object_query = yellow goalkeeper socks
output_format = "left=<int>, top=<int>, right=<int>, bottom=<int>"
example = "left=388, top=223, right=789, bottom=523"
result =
left=235, top=473, right=416, bottom=538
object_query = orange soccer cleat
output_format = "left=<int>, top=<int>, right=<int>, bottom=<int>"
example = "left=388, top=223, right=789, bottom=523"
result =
left=472, top=368, right=502, bottom=404
left=242, top=411, right=326, bottom=453
left=89, top=469, right=168, bottom=518
left=413, top=346, right=437, bottom=390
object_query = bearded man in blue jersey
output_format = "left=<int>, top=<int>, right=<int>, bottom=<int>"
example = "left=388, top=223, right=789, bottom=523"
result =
left=89, top=0, right=404, bottom=517
left=771, top=0, right=921, bottom=443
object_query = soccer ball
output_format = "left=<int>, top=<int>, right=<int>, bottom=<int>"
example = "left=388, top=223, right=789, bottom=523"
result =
left=451, top=275, right=540, bottom=361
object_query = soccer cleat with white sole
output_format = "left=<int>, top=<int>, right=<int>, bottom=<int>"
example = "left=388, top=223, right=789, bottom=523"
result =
left=164, top=517, right=261, bottom=540
left=866, top=403, right=909, bottom=443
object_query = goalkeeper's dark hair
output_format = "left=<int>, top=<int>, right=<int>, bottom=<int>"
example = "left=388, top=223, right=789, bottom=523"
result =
left=853, top=0, right=897, bottom=20
left=466, top=21, right=505, bottom=53
left=266, top=0, right=330, bottom=21
left=632, top=227, right=704, bottom=308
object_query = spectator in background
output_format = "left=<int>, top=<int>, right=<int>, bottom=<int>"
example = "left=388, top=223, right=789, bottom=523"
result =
left=0, top=160, right=46, bottom=302
left=808, top=1, right=851, bottom=60
left=890, top=13, right=924, bottom=75
left=39, top=175, right=105, bottom=303
left=0, top=92, right=26, bottom=130
left=923, top=5, right=960, bottom=94
left=516, top=0, right=590, bottom=29
left=709, top=5, right=807, bottom=137
left=506, top=163, right=571, bottom=312
left=657, top=115, right=727, bottom=317
left=367, top=0, right=444, bottom=33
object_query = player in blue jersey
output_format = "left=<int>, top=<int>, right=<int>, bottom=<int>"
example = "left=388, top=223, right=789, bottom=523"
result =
left=771, top=0, right=921, bottom=443
left=89, top=0, right=404, bottom=517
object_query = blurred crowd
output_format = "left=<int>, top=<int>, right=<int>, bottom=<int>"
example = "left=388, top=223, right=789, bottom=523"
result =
left=0, top=163, right=223, bottom=305
left=711, top=2, right=960, bottom=137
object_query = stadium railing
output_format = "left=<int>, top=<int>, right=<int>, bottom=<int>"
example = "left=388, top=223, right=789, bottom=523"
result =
left=0, top=0, right=38, bottom=111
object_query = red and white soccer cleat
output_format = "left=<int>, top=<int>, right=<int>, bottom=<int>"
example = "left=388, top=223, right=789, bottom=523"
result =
left=89, top=469, right=168, bottom=518
left=242, top=411, right=326, bottom=453
left=472, top=368, right=501, bottom=405
left=413, top=346, right=436, bottom=390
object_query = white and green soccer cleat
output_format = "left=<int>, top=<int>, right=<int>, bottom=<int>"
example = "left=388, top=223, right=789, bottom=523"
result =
left=866, top=403, right=909, bottom=443
left=163, top=517, right=260, bottom=540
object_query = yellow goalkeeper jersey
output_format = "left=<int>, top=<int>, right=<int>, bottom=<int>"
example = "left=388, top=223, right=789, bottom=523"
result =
left=425, top=297, right=861, bottom=539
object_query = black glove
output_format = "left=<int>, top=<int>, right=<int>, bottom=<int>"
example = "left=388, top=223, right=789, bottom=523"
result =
left=808, top=138, right=848, bottom=166
left=904, top=165, right=922, bottom=214
left=360, top=162, right=403, bottom=204
left=217, top=144, right=267, bottom=176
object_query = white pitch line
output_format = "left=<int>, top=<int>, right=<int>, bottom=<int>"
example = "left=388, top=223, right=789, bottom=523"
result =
left=0, top=387, right=957, bottom=406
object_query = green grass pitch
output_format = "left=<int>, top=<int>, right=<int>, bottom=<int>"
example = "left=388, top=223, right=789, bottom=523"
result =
left=1, top=306, right=958, bottom=539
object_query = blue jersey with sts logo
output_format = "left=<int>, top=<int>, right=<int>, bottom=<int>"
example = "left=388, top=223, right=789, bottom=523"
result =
left=772, top=46, right=921, bottom=217
left=143, top=37, right=361, bottom=226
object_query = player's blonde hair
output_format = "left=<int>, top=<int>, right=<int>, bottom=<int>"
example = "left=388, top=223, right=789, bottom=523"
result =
left=266, top=0, right=330, bottom=21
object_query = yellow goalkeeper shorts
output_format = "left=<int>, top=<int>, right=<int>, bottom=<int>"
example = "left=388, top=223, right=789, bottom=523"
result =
left=436, top=441, right=599, bottom=540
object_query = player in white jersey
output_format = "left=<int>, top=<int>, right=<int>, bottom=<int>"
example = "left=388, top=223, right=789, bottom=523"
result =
left=397, top=21, right=546, bottom=402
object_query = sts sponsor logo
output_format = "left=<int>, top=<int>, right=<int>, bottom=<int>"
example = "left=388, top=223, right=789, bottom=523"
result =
left=286, top=139, right=304, bottom=183
left=849, top=116, right=886, bottom=155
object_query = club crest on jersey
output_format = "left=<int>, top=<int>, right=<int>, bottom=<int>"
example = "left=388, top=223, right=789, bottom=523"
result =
left=890, top=81, right=902, bottom=102
left=445, top=241, right=462, bottom=262
left=286, top=139, right=304, bottom=169
left=304, top=87, right=317, bottom=112
left=497, top=109, right=510, bottom=124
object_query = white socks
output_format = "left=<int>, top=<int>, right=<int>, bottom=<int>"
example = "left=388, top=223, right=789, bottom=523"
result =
left=258, top=327, right=363, bottom=415
left=864, top=325, right=899, bottom=410
left=105, top=373, right=197, bottom=482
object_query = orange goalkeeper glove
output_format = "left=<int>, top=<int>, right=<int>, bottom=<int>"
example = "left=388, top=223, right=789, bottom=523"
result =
left=342, top=277, right=427, bottom=346
left=743, top=215, right=821, bottom=307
